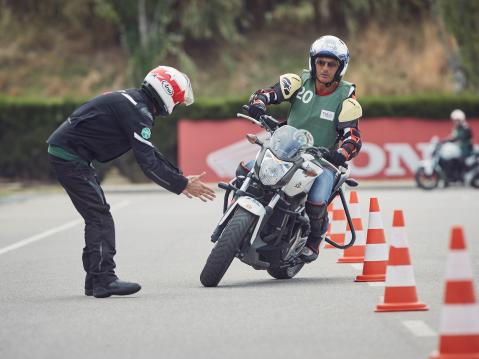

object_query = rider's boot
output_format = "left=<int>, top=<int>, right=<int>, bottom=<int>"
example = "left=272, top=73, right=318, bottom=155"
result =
left=300, top=202, right=328, bottom=263
left=300, top=234, right=324, bottom=262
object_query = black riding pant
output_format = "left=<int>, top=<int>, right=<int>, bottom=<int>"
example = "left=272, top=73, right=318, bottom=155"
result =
left=49, top=155, right=118, bottom=288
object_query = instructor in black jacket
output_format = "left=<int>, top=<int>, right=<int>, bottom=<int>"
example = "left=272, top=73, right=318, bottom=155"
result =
left=47, top=65, right=215, bottom=298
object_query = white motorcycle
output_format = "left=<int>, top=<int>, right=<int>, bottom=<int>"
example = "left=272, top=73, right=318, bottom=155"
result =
left=200, top=111, right=358, bottom=287
left=415, top=136, right=479, bottom=189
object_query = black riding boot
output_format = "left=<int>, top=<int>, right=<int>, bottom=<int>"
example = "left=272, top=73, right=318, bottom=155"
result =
left=301, top=201, right=329, bottom=262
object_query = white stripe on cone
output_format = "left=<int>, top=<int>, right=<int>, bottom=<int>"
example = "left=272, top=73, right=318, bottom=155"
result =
left=345, top=231, right=366, bottom=245
left=332, top=196, right=342, bottom=208
left=385, top=266, right=417, bottom=287
left=445, top=251, right=474, bottom=279
left=349, top=203, right=360, bottom=218
left=364, top=243, right=388, bottom=261
left=368, top=212, right=384, bottom=229
left=440, top=304, right=479, bottom=334
left=327, top=210, right=333, bottom=223
left=330, top=220, right=346, bottom=233
left=389, top=227, right=408, bottom=247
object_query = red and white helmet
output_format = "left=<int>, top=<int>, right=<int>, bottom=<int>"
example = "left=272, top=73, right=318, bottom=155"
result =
left=143, top=65, right=194, bottom=115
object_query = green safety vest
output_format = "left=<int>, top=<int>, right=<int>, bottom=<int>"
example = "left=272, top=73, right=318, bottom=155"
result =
left=287, top=71, right=355, bottom=149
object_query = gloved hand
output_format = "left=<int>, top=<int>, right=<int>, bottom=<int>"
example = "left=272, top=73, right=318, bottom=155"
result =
left=248, top=96, right=267, bottom=120
left=323, top=149, right=347, bottom=167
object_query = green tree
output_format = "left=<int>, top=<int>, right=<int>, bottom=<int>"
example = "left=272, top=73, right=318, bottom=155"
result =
left=96, top=0, right=177, bottom=84
left=437, top=0, right=479, bottom=91
left=95, top=0, right=243, bottom=85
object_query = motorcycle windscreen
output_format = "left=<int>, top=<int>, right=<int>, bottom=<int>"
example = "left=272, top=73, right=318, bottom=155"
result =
left=269, top=125, right=312, bottom=160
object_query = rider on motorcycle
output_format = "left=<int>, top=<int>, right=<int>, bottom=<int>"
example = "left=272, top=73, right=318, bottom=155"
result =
left=446, top=109, right=474, bottom=156
left=440, top=109, right=474, bottom=181
left=245, top=35, right=362, bottom=263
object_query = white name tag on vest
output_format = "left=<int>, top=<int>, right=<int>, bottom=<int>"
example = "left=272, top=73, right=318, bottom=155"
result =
left=320, top=110, right=335, bottom=121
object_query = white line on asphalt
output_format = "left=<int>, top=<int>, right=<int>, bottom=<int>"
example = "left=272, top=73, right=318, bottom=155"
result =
left=0, top=200, right=130, bottom=257
left=401, top=320, right=437, bottom=337
left=350, top=264, right=363, bottom=270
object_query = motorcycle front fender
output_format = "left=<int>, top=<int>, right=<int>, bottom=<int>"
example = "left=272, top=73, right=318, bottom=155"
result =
left=217, top=196, right=266, bottom=244
left=420, top=160, right=434, bottom=176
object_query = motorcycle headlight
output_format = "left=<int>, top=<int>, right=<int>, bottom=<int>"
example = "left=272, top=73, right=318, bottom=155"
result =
left=258, top=150, right=294, bottom=186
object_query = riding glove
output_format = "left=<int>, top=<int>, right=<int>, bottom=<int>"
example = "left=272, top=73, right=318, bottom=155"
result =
left=248, top=95, right=267, bottom=120
left=324, top=150, right=347, bottom=167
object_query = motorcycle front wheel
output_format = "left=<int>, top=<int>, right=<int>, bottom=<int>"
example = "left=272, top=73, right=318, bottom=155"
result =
left=267, top=263, right=305, bottom=280
left=470, top=172, right=479, bottom=188
left=415, top=167, right=440, bottom=190
left=200, top=207, right=256, bottom=287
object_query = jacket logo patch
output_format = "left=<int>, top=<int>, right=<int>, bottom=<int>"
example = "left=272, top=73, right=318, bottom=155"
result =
left=141, top=127, right=151, bottom=139
left=281, top=77, right=292, bottom=95
left=320, top=110, right=335, bottom=121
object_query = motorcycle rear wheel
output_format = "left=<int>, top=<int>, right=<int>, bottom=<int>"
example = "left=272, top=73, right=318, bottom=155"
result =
left=267, top=263, right=305, bottom=280
left=415, top=167, right=440, bottom=190
left=200, top=208, right=256, bottom=287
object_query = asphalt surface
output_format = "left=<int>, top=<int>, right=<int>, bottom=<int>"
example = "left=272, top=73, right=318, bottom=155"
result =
left=0, top=185, right=478, bottom=359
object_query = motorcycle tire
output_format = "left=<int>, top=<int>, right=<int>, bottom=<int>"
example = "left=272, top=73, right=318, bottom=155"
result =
left=470, top=172, right=479, bottom=188
left=200, top=208, right=256, bottom=287
left=415, top=167, right=440, bottom=190
left=267, top=263, right=305, bottom=280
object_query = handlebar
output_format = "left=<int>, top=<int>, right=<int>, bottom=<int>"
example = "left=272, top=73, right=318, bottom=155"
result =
left=239, top=105, right=281, bottom=132
left=237, top=113, right=263, bottom=127
left=238, top=106, right=349, bottom=174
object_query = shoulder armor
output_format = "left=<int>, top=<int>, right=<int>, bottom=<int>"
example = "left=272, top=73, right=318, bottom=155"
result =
left=279, top=73, right=302, bottom=99
left=338, top=98, right=362, bottom=123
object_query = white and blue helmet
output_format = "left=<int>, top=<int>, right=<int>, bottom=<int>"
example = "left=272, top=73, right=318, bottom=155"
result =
left=309, top=35, right=349, bottom=83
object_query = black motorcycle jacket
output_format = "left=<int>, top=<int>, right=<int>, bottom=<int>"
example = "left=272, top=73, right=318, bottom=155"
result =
left=451, top=124, right=474, bottom=156
left=47, top=88, right=188, bottom=194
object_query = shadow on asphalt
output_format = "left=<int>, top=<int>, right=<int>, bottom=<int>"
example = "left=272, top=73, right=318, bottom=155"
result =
left=24, top=295, right=143, bottom=302
left=212, top=275, right=354, bottom=289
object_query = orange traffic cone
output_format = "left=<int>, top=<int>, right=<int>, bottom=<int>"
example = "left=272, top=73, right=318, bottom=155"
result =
left=430, top=226, right=479, bottom=359
left=331, top=194, right=342, bottom=209
left=324, top=196, right=342, bottom=249
left=375, top=210, right=428, bottom=312
left=355, top=197, right=388, bottom=282
left=337, top=191, right=365, bottom=263
left=324, top=208, right=346, bottom=249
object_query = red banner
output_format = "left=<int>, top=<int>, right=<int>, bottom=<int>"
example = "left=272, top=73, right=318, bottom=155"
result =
left=178, top=118, right=479, bottom=181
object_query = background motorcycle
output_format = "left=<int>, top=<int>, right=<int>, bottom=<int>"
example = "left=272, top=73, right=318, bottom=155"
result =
left=200, top=110, right=358, bottom=287
left=415, top=136, right=479, bottom=189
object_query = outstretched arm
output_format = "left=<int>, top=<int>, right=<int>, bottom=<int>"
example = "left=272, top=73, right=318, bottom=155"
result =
left=117, top=102, right=213, bottom=198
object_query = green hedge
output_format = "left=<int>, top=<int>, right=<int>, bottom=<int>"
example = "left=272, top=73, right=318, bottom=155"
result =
left=1, top=94, right=478, bottom=181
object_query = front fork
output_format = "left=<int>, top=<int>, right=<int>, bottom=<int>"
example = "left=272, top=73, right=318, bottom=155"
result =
left=212, top=175, right=280, bottom=244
